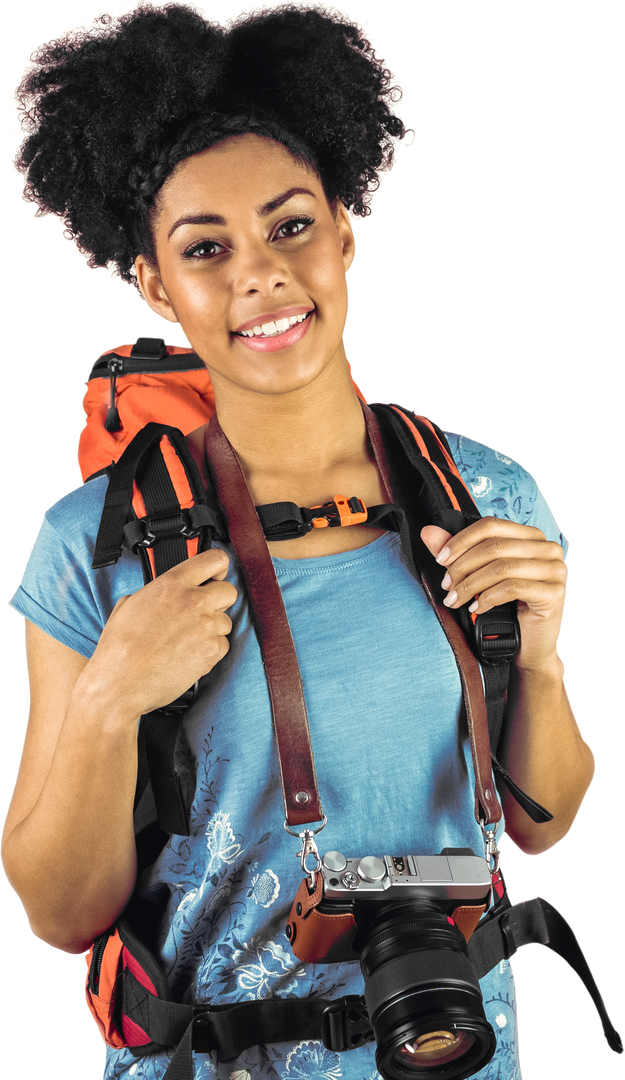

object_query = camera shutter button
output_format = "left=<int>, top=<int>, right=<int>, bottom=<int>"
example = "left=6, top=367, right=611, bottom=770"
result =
left=322, top=851, right=347, bottom=872
left=357, top=856, right=386, bottom=883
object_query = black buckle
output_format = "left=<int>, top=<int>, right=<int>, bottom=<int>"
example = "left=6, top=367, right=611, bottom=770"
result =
left=322, top=995, right=373, bottom=1052
left=473, top=609, right=520, bottom=665
left=155, top=680, right=199, bottom=717
left=132, top=508, right=200, bottom=550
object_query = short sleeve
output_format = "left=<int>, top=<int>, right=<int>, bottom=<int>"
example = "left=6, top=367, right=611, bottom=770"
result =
left=444, top=432, right=568, bottom=558
left=10, top=476, right=144, bottom=658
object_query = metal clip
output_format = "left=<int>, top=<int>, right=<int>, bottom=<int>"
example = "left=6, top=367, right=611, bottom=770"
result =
left=287, top=816, right=328, bottom=885
left=284, top=816, right=327, bottom=889
left=480, top=820, right=500, bottom=875
left=297, top=830, right=322, bottom=889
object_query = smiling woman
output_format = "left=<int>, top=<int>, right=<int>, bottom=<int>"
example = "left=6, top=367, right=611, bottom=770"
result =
left=1, top=5, right=607, bottom=1080
left=137, top=139, right=355, bottom=398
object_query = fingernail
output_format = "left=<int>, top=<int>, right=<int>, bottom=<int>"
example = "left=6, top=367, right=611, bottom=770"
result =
left=443, top=590, right=458, bottom=607
left=469, top=599, right=478, bottom=613
left=441, top=572, right=451, bottom=590
left=436, top=546, right=451, bottom=565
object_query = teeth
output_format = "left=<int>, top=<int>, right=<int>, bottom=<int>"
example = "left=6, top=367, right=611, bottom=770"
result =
left=239, top=312, right=311, bottom=337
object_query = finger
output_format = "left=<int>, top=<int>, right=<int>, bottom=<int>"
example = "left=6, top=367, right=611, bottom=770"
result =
left=169, top=547, right=231, bottom=584
left=420, top=526, right=453, bottom=559
left=441, top=537, right=564, bottom=590
left=442, top=559, right=567, bottom=610
left=435, top=517, right=547, bottom=566
left=461, top=577, right=567, bottom=618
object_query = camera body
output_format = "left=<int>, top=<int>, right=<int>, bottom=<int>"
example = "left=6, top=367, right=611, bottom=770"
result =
left=286, top=849, right=492, bottom=964
left=286, top=850, right=497, bottom=1080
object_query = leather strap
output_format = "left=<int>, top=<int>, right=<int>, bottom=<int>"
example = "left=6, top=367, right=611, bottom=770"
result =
left=204, top=405, right=499, bottom=828
left=204, top=414, right=323, bottom=828
left=360, top=402, right=502, bottom=826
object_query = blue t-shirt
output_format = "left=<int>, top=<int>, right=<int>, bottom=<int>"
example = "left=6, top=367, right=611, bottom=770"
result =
left=11, top=433, right=566, bottom=1080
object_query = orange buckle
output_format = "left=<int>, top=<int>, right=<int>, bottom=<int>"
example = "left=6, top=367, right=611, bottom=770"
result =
left=310, top=495, right=368, bottom=529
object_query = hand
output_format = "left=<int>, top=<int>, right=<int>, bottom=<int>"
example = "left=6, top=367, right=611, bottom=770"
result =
left=421, top=519, right=567, bottom=673
left=75, top=548, right=237, bottom=721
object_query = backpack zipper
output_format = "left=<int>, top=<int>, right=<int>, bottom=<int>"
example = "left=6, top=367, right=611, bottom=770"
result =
left=88, top=928, right=113, bottom=995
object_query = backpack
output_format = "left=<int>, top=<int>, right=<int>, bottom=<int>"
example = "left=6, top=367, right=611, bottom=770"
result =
left=80, top=338, right=621, bottom=1079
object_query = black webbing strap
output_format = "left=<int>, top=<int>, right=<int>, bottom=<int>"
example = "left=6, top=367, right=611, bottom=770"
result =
left=123, top=970, right=372, bottom=1080
left=469, top=897, right=623, bottom=1053
left=255, top=499, right=399, bottom=541
left=92, top=422, right=211, bottom=570
left=368, top=403, right=553, bottom=825
left=122, top=887, right=623, bottom=1080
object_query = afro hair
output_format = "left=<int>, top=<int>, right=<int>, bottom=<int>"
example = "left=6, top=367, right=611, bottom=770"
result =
left=17, top=4, right=406, bottom=284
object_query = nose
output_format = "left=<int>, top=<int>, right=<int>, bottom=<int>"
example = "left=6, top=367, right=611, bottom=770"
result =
left=233, top=240, right=291, bottom=297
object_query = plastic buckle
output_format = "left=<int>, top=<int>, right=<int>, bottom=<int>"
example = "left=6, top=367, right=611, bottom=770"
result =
left=322, top=996, right=373, bottom=1052
left=137, top=508, right=200, bottom=548
left=473, top=609, right=520, bottom=665
left=310, top=495, right=368, bottom=530
left=156, top=680, right=199, bottom=717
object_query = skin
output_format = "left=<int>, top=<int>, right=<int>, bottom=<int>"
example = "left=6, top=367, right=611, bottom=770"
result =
left=133, top=134, right=595, bottom=852
left=2, top=134, right=593, bottom=953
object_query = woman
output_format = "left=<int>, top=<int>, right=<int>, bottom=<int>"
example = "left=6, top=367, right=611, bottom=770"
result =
left=1, top=5, right=599, bottom=1080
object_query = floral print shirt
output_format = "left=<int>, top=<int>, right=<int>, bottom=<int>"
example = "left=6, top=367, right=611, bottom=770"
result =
left=12, top=433, right=566, bottom=1080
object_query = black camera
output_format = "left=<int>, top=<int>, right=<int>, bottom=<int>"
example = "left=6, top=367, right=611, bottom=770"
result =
left=286, top=848, right=496, bottom=1080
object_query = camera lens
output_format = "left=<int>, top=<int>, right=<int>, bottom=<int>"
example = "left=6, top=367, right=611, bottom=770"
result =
left=395, top=1030, right=474, bottom=1067
left=359, top=900, right=496, bottom=1080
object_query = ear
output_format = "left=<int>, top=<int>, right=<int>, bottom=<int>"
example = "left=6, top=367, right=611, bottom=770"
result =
left=334, top=202, right=355, bottom=272
left=134, top=255, right=179, bottom=324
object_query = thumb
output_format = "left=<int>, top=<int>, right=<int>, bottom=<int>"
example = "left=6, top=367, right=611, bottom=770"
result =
left=421, top=525, right=453, bottom=560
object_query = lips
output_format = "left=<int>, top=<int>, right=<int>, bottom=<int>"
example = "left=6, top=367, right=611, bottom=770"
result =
left=233, top=309, right=313, bottom=352
left=233, top=307, right=314, bottom=336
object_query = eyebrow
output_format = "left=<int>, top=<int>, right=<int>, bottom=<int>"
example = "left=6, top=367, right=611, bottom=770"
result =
left=167, top=187, right=316, bottom=240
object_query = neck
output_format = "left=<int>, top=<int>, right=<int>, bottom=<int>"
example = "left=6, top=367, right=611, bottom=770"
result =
left=207, top=350, right=370, bottom=503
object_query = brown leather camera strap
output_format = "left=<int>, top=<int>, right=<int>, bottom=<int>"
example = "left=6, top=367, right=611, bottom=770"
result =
left=204, top=413, right=323, bottom=828
left=204, top=406, right=500, bottom=830
left=361, top=401, right=502, bottom=826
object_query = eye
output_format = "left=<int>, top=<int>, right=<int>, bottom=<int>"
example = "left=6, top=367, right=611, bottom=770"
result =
left=182, top=237, right=226, bottom=258
left=183, top=214, right=315, bottom=259
left=274, top=216, right=314, bottom=240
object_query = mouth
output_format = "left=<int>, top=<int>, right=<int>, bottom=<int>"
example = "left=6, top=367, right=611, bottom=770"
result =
left=232, top=310, right=314, bottom=353
left=234, top=310, right=312, bottom=339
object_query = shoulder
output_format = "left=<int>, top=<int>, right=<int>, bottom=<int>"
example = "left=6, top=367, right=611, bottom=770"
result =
left=444, top=432, right=567, bottom=552
left=43, top=474, right=110, bottom=550
left=12, top=474, right=143, bottom=657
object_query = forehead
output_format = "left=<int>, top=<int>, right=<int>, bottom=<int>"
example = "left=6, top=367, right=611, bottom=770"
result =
left=155, top=134, right=323, bottom=223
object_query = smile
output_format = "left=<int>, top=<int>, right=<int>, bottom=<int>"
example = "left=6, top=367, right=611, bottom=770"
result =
left=232, top=310, right=313, bottom=353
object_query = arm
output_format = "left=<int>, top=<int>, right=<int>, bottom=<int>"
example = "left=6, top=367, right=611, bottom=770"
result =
left=2, top=548, right=236, bottom=953
left=422, top=519, right=594, bottom=854
left=499, top=651, right=592, bottom=853
left=2, top=623, right=138, bottom=953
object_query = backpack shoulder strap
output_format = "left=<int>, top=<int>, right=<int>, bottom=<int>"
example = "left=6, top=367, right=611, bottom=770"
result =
left=92, top=423, right=223, bottom=837
left=364, top=402, right=552, bottom=826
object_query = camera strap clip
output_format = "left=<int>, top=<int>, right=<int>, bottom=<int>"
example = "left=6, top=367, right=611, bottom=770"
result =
left=481, top=820, right=500, bottom=875
left=297, top=829, right=323, bottom=889
left=284, top=816, right=327, bottom=889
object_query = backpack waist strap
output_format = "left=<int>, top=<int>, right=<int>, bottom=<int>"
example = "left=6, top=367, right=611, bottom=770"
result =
left=115, top=892, right=621, bottom=1080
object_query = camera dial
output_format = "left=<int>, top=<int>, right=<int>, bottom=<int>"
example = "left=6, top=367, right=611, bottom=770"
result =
left=358, top=857, right=386, bottom=883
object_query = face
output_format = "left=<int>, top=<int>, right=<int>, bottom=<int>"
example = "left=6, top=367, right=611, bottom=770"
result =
left=136, top=134, right=355, bottom=398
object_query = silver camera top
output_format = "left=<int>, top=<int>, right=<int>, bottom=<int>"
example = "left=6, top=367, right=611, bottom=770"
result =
left=320, top=852, right=492, bottom=901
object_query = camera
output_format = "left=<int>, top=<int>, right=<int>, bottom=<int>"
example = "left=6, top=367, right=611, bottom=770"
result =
left=286, top=848, right=496, bottom=1080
